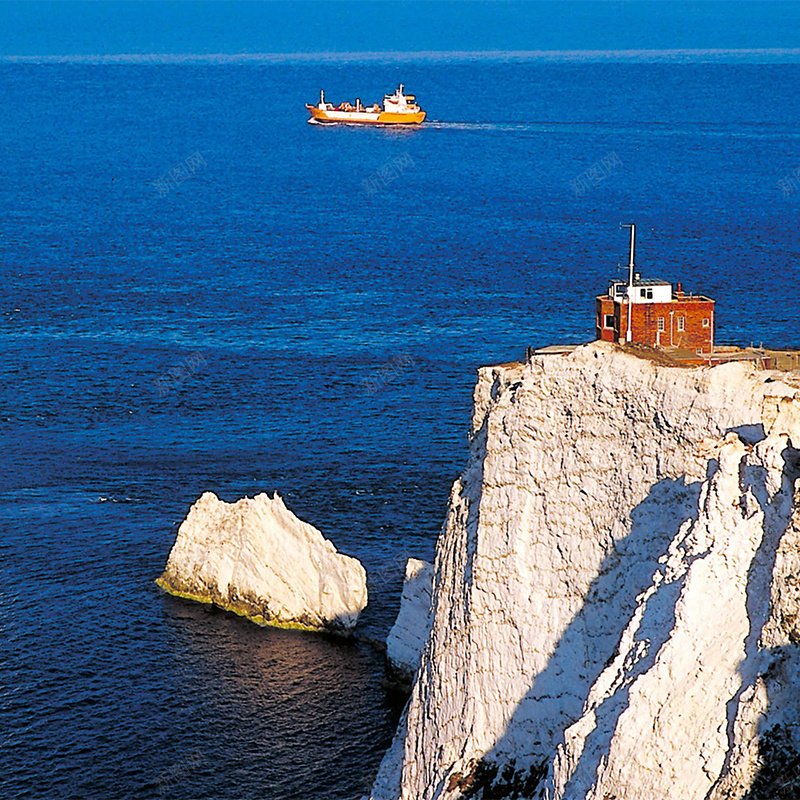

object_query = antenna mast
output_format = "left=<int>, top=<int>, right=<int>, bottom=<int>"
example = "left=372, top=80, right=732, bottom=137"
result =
left=620, top=223, right=636, bottom=343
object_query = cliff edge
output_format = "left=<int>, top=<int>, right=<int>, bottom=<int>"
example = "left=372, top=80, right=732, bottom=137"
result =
left=370, top=341, right=800, bottom=800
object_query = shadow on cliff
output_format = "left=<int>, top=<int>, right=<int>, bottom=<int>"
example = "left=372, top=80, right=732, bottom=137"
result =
left=740, top=690, right=800, bottom=800
left=453, top=475, right=703, bottom=800
left=455, top=439, right=800, bottom=800
left=712, top=442, right=800, bottom=800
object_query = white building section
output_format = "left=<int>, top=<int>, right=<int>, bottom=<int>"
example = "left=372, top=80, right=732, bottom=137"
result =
left=609, top=278, right=673, bottom=304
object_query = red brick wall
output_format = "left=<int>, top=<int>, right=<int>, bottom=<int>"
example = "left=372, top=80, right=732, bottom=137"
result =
left=629, top=300, right=714, bottom=352
left=595, top=296, right=715, bottom=352
left=596, top=296, right=618, bottom=342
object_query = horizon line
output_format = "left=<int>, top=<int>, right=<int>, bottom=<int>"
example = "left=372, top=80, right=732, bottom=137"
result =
left=3, top=48, right=800, bottom=65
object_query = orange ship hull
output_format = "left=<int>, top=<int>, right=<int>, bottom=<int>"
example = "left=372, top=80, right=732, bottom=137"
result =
left=306, top=106, right=426, bottom=125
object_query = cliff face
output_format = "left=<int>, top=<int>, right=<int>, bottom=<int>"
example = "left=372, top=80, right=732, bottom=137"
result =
left=157, top=492, right=367, bottom=634
left=370, top=342, right=800, bottom=800
left=386, top=559, right=435, bottom=686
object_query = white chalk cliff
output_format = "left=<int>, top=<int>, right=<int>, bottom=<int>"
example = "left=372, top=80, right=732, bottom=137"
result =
left=157, top=491, right=367, bottom=634
left=386, top=558, right=435, bottom=685
left=370, top=341, right=800, bottom=800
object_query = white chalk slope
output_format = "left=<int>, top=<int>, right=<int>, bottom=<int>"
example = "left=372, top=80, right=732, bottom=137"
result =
left=158, top=491, right=367, bottom=634
left=386, top=558, right=434, bottom=684
left=370, top=341, right=800, bottom=800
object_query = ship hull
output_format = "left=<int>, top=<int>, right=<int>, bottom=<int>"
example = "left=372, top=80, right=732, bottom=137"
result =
left=306, top=106, right=426, bottom=125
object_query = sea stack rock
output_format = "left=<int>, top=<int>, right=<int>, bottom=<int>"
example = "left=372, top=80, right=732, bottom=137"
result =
left=369, top=341, right=800, bottom=800
left=157, top=492, right=367, bottom=635
left=385, top=559, right=434, bottom=687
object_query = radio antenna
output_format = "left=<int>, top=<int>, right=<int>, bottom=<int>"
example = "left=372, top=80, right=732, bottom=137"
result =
left=620, top=223, right=636, bottom=343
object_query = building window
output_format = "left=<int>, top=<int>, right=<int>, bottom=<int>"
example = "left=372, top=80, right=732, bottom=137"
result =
left=604, top=314, right=615, bottom=329
left=702, top=318, right=710, bottom=328
left=677, top=316, right=685, bottom=331
left=640, top=287, right=653, bottom=300
left=657, top=317, right=665, bottom=331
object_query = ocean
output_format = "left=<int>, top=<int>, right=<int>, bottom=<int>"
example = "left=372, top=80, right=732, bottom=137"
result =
left=2, top=54, right=799, bottom=800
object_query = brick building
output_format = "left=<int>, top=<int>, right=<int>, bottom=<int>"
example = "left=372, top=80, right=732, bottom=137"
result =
left=596, top=225, right=715, bottom=354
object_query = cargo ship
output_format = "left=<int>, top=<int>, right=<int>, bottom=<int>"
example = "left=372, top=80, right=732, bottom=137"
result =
left=306, top=84, right=426, bottom=125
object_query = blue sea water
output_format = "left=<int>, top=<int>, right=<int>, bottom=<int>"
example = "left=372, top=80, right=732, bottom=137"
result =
left=1, top=55, right=799, bottom=800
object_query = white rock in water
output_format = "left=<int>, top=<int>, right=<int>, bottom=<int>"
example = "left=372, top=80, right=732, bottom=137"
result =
left=369, top=341, right=800, bottom=800
left=157, top=491, right=367, bottom=634
left=386, top=559, right=434, bottom=686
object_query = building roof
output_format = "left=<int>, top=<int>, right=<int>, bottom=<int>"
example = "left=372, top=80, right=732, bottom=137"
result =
left=609, top=278, right=672, bottom=287
left=632, top=278, right=671, bottom=287
left=597, top=291, right=716, bottom=304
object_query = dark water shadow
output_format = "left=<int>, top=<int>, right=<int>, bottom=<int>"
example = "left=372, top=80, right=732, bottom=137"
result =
left=151, top=592, right=406, bottom=800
